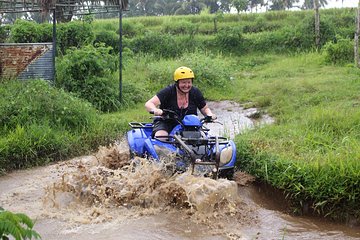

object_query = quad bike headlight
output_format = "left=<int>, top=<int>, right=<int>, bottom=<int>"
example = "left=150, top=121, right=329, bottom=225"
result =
left=219, top=145, right=233, bottom=166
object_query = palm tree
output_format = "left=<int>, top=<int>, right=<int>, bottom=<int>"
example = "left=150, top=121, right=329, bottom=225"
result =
left=231, top=0, right=248, bottom=13
left=303, top=0, right=327, bottom=9
left=355, top=0, right=360, bottom=67
left=174, top=0, right=206, bottom=15
left=314, top=0, right=320, bottom=50
left=269, top=0, right=299, bottom=10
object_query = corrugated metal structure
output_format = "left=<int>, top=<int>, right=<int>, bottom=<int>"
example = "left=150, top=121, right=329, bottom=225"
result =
left=0, top=43, right=54, bottom=81
left=18, top=43, right=54, bottom=81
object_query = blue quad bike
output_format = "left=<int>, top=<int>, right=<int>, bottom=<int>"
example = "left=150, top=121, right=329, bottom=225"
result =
left=126, top=109, right=237, bottom=180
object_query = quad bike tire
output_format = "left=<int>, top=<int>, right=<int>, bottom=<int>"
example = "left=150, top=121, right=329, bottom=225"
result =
left=218, top=168, right=235, bottom=180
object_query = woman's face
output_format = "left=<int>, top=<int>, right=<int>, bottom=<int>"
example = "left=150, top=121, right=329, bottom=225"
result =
left=177, top=78, right=193, bottom=93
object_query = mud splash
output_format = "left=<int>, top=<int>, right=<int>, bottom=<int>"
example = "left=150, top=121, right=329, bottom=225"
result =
left=43, top=143, right=256, bottom=228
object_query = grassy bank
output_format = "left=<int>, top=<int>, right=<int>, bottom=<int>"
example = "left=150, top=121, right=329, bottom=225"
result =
left=231, top=53, right=360, bottom=222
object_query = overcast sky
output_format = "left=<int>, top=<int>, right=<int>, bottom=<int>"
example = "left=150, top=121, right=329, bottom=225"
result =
left=325, top=0, right=358, bottom=8
left=253, top=1, right=358, bottom=13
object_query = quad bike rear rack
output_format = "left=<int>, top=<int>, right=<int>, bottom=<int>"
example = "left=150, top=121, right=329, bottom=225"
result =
left=129, top=122, right=153, bottom=129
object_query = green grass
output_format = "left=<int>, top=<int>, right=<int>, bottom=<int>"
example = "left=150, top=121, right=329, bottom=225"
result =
left=232, top=53, right=360, bottom=222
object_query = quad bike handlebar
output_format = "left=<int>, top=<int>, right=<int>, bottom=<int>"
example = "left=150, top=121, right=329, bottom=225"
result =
left=150, top=109, right=221, bottom=125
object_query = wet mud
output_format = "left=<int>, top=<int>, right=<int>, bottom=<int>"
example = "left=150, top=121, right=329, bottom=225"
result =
left=0, top=101, right=359, bottom=240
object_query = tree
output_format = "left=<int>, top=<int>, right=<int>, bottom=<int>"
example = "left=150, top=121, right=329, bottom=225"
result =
left=314, top=0, right=320, bottom=50
left=355, top=0, right=360, bottom=67
left=173, top=0, right=207, bottom=15
left=269, top=0, right=299, bottom=10
left=218, top=0, right=232, bottom=13
left=232, top=0, right=249, bottom=13
left=303, top=0, right=328, bottom=9
left=249, top=0, right=264, bottom=12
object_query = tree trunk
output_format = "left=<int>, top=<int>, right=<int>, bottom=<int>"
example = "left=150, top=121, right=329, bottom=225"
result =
left=355, top=1, right=360, bottom=68
left=314, top=0, right=320, bottom=50
left=214, top=18, right=217, bottom=33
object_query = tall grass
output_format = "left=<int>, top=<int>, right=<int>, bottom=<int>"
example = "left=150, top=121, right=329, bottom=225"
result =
left=233, top=53, right=360, bottom=221
left=0, top=80, right=127, bottom=173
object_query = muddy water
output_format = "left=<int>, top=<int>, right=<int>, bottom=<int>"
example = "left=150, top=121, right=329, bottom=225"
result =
left=206, top=101, right=274, bottom=139
left=0, top=101, right=359, bottom=240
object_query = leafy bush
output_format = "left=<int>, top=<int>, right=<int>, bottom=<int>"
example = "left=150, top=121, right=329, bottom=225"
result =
left=121, top=21, right=145, bottom=38
left=0, top=25, right=7, bottom=43
left=144, top=52, right=233, bottom=93
left=247, top=16, right=336, bottom=53
left=246, top=31, right=287, bottom=53
left=242, top=17, right=280, bottom=33
left=0, top=80, right=98, bottom=131
left=1, top=123, right=78, bottom=170
left=94, top=30, right=119, bottom=53
left=323, top=37, right=353, bottom=65
left=142, top=52, right=232, bottom=92
left=336, top=27, right=355, bottom=39
left=9, top=20, right=55, bottom=44
left=9, top=19, right=93, bottom=54
left=10, top=20, right=41, bottom=43
left=180, top=52, right=232, bottom=89
left=296, top=15, right=336, bottom=49
left=131, top=31, right=180, bottom=58
left=214, top=26, right=244, bottom=53
left=279, top=26, right=307, bottom=51
left=146, top=63, right=176, bottom=91
left=121, top=81, right=151, bottom=109
left=56, top=44, right=120, bottom=112
left=38, top=23, right=53, bottom=43
left=0, top=207, right=41, bottom=240
left=57, top=21, right=94, bottom=54
left=0, top=79, right=100, bottom=171
left=161, top=19, right=198, bottom=35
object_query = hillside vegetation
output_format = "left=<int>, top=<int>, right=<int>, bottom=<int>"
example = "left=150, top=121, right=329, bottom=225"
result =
left=0, top=8, right=359, bottom=224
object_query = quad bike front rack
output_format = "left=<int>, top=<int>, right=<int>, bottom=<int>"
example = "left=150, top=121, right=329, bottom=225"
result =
left=173, top=134, right=220, bottom=179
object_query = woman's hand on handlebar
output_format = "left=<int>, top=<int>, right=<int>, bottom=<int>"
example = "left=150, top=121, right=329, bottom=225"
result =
left=150, top=108, right=163, bottom=116
left=201, top=114, right=218, bottom=123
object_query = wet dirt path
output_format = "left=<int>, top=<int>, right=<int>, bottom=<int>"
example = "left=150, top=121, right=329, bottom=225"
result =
left=0, top=101, right=359, bottom=240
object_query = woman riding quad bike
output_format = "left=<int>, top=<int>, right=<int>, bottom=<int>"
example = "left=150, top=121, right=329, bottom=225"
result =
left=127, top=108, right=236, bottom=180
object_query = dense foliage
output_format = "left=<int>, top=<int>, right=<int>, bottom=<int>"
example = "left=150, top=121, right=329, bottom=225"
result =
left=10, top=19, right=93, bottom=55
left=323, top=37, right=354, bottom=64
left=56, top=44, right=120, bottom=112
